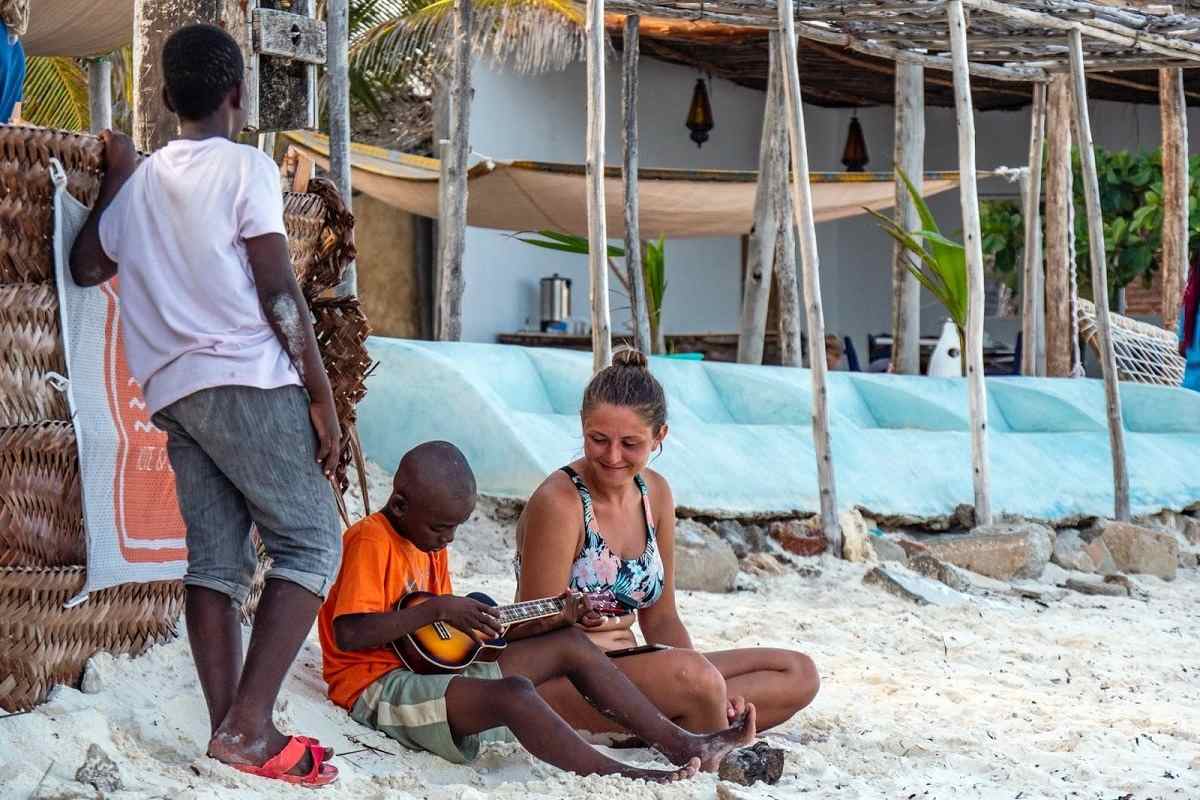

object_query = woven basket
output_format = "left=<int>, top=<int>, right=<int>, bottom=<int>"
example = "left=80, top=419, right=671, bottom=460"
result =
left=0, top=125, right=103, bottom=285
left=0, top=422, right=83, bottom=568
left=0, top=566, right=182, bottom=712
left=0, top=283, right=69, bottom=427
left=312, top=296, right=373, bottom=498
left=295, top=177, right=357, bottom=300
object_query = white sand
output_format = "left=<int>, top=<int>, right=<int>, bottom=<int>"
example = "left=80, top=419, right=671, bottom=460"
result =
left=3, top=466, right=1198, bottom=799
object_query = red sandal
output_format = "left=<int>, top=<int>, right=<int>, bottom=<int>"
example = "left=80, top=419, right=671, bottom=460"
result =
left=228, top=736, right=338, bottom=787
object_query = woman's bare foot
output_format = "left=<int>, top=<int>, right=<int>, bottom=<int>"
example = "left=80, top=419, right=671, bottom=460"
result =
left=622, top=757, right=701, bottom=783
left=686, top=704, right=757, bottom=772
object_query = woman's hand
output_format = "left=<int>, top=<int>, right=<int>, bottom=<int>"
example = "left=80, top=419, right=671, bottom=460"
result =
left=727, top=694, right=748, bottom=722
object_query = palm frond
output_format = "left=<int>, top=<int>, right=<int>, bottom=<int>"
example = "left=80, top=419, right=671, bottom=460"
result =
left=351, top=0, right=587, bottom=82
left=23, top=57, right=89, bottom=131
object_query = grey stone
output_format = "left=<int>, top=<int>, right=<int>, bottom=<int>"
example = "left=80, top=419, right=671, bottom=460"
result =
left=80, top=658, right=103, bottom=695
left=1064, top=578, right=1129, bottom=598
left=1051, top=529, right=1098, bottom=573
left=1180, top=550, right=1200, bottom=570
left=907, top=553, right=974, bottom=593
left=740, top=552, right=787, bottom=577
left=869, top=536, right=908, bottom=564
left=917, top=522, right=1054, bottom=581
left=840, top=509, right=874, bottom=563
left=863, top=565, right=969, bottom=607
left=718, top=741, right=785, bottom=786
left=1039, top=562, right=1071, bottom=586
left=674, top=519, right=740, bottom=593
left=1183, top=517, right=1200, bottom=546
left=713, top=520, right=752, bottom=559
left=1097, top=521, right=1178, bottom=581
left=1010, top=581, right=1068, bottom=602
left=1076, top=528, right=1119, bottom=574
left=76, top=744, right=122, bottom=793
left=1104, top=573, right=1149, bottom=600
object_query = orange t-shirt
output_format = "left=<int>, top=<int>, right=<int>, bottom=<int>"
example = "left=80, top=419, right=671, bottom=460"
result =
left=317, top=512, right=453, bottom=710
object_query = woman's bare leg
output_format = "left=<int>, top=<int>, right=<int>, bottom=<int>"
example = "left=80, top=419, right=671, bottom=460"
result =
left=536, top=647, right=730, bottom=733
left=705, top=648, right=819, bottom=732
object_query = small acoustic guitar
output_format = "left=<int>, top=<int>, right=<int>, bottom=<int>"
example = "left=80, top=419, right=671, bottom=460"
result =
left=391, top=590, right=622, bottom=674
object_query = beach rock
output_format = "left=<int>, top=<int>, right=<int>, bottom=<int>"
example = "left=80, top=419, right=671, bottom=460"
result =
left=1096, top=522, right=1178, bottom=580
left=768, top=519, right=827, bottom=557
left=718, top=741, right=785, bottom=786
left=863, top=565, right=969, bottom=607
left=895, top=537, right=930, bottom=558
left=1076, top=529, right=1118, bottom=575
left=1104, top=573, right=1149, bottom=600
left=1010, top=581, right=1068, bottom=603
left=76, top=744, right=122, bottom=793
left=712, top=520, right=751, bottom=559
left=1179, top=550, right=1200, bottom=570
left=1182, top=517, right=1200, bottom=546
left=1064, top=577, right=1129, bottom=598
left=673, top=520, right=739, bottom=593
left=80, top=658, right=104, bottom=694
left=869, top=536, right=908, bottom=564
left=1051, top=529, right=1098, bottom=573
left=907, top=554, right=973, bottom=593
left=918, top=522, right=1054, bottom=580
left=740, top=552, right=787, bottom=577
left=840, top=509, right=874, bottom=563
left=1039, top=562, right=1071, bottom=586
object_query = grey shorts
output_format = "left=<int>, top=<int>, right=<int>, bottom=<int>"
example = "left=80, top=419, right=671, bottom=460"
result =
left=151, top=384, right=342, bottom=604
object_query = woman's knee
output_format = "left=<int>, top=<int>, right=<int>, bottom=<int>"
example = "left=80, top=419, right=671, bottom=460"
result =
left=670, top=650, right=727, bottom=705
left=787, top=651, right=820, bottom=709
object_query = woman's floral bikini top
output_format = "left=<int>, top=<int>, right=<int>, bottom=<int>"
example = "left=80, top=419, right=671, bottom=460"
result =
left=559, top=466, right=665, bottom=612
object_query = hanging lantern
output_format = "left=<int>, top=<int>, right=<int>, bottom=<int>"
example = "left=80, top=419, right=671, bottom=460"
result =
left=841, top=114, right=869, bottom=171
left=686, top=78, right=714, bottom=148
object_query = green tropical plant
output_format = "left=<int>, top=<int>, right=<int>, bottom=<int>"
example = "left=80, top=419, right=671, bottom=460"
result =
left=513, top=230, right=668, bottom=353
left=867, top=168, right=968, bottom=376
left=21, top=48, right=134, bottom=132
left=979, top=198, right=1023, bottom=292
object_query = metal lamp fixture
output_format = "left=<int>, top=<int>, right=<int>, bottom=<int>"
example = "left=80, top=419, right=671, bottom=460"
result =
left=686, top=77, right=714, bottom=148
left=841, top=114, right=869, bottom=171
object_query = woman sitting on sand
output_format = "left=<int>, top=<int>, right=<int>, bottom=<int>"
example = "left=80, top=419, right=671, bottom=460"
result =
left=514, top=349, right=819, bottom=734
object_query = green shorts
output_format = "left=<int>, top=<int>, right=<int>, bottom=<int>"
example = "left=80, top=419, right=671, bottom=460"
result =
left=350, top=662, right=514, bottom=764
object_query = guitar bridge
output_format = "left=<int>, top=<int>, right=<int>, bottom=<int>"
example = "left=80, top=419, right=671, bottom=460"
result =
left=433, top=621, right=452, bottom=640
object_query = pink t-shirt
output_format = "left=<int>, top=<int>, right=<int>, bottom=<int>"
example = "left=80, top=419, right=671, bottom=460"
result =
left=99, top=137, right=300, bottom=414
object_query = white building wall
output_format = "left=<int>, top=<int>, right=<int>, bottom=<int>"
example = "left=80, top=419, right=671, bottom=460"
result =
left=460, top=55, right=1200, bottom=358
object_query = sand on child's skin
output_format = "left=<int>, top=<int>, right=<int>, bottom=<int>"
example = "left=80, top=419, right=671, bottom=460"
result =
left=2, top=461, right=1197, bottom=799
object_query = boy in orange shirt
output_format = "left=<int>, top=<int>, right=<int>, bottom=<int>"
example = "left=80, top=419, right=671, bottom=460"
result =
left=318, top=441, right=755, bottom=781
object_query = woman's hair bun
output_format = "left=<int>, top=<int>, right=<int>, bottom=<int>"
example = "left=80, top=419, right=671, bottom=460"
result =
left=612, top=347, right=649, bottom=369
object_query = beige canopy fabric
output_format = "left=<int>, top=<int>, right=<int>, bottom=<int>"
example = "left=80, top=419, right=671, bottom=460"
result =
left=22, top=0, right=132, bottom=56
left=284, top=131, right=968, bottom=239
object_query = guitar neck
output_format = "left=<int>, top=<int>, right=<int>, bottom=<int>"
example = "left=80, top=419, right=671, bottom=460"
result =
left=494, top=597, right=565, bottom=626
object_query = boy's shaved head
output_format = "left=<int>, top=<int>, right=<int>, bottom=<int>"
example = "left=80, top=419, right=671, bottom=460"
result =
left=385, top=442, right=477, bottom=552
left=394, top=441, right=476, bottom=503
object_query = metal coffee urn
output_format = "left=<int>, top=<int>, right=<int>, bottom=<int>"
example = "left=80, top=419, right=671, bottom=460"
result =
left=539, top=274, right=571, bottom=332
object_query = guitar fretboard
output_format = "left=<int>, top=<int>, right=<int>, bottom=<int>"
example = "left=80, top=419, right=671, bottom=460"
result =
left=495, top=598, right=564, bottom=625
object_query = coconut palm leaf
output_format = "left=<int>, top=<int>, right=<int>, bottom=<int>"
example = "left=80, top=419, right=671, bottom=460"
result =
left=22, top=56, right=89, bottom=131
left=350, top=0, right=586, bottom=84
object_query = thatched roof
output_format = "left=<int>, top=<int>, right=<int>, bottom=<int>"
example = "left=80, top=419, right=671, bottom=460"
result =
left=607, top=12, right=1200, bottom=110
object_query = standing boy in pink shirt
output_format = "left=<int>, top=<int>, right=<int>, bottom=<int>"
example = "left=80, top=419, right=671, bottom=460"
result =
left=71, top=24, right=341, bottom=787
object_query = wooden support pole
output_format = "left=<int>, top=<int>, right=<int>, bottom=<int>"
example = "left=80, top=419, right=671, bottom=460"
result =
left=1160, top=68, right=1188, bottom=334
left=777, top=0, right=841, bottom=555
left=1044, top=75, right=1073, bottom=377
left=87, top=57, right=113, bottom=134
left=1068, top=29, right=1130, bottom=522
left=947, top=0, right=993, bottom=527
left=622, top=15, right=652, bottom=357
left=436, top=0, right=472, bottom=341
left=737, top=32, right=782, bottom=366
left=328, top=0, right=356, bottom=297
left=586, top=0, right=612, bottom=372
left=773, top=139, right=802, bottom=368
left=1021, top=83, right=1047, bottom=377
left=891, top=62, right=924, bottom=375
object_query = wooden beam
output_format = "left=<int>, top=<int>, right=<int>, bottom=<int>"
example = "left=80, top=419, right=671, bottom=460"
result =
left=1160, top=67, right=1189, bottom=334
left=328, top=0, right=355, bottom=297
left=87, top=57, right=112, bottom=135
left=253, top=8, right=327, bottom=62
left=773, top=119, right=803, bottom=370
left=777, top=0, right=841, bottom=555
left=738, top=32, right=781, bottom=366
left=1068, top=29, right=1131, bottom=522
left=892, top=62, right=924, bottom=376
left=947, top=0, right=993, bottom=527
left=436, top=0, right=472, bottom=340
left=1021, top=83, right=1047, bottom=377
left=587, top=0, right=612, bottom=372
left=623, top=15, right=652, bottom=357
left=1044, top=75, right=1073, bottom=377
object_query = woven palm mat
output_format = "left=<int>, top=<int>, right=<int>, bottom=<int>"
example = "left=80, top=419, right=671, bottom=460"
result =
left=0, top=422, right=83, bottom=568
left=0, top=283, right=69, bottom=427
left=291, top=177, right=357, bottom=300
left=0, top=567, right=183, bottom=712
left=0, top=125, right=103, bottom=285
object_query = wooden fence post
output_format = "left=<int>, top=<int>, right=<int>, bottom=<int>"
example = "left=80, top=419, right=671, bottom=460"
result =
left=622, top=15, right=652, bottom=356
left=1021, top=83, right=1047, bottom=377
left=1068, top=30, right=1131, bottom=522
left=892, top=62, right=924, bottom=375
left=1160, top=68, right=1188, bottom=334
left=585, top=0, right=612, bottom=371
left=328, top=0, right=356, bottom=297
left=777, top=0, right=841, bottom=554
left=1044, top=75, right=1073, bottom=377
left=436, top=0, right=472, bottom=341
left=947, top=0, right=993, bottom=526
left=87, top=57, right=113, bottom=134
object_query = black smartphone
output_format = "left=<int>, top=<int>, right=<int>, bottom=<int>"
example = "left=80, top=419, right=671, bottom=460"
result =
left=606, top=644, right=670, bottom=659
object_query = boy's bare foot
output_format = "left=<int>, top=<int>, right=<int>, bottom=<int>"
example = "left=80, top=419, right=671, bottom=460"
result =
left=621, top=756, right=700, bottom=783
left=208, top=722, right=314, bottom=777
left=677, top=704, right=757, bottom=772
